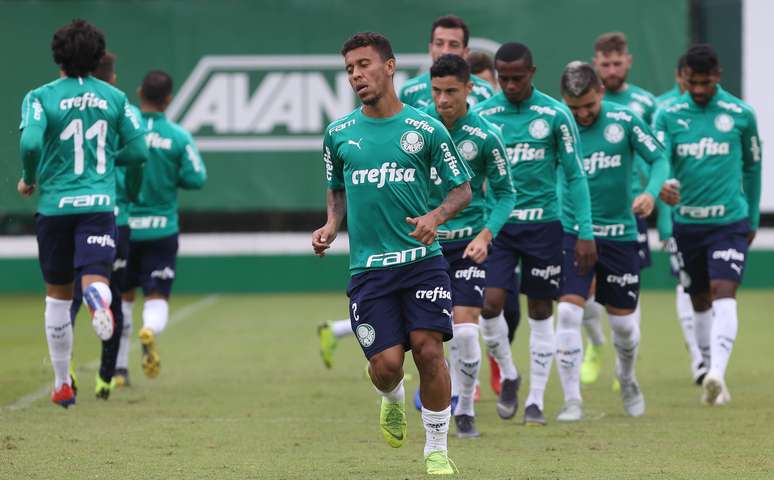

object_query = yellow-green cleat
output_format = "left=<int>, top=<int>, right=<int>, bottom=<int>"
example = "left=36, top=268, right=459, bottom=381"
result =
left=425, top=451, right=456, bottom=475
left=580, top=341, right=602, bottom=385
left=139, top=327, right=161, bottom=378
left=379, top=397, right=407, bottom=448
left=317, top=321, right=338, bottom=369
left=95, top=373, right=115, bottom=400
left=69, top=363, right=79, bottom=395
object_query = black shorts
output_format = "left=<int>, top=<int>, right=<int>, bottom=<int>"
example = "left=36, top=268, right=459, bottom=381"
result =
left=125, top=234, right=179, bottom=296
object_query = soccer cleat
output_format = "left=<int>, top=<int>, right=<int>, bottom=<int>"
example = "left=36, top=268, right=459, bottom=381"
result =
left=496, top=376, right=520, bottom=419
left=139, top=327, right=161, bottom=378
left=556, top=399, right=583, bottom=422
left=51, top=383, right=76, bottom=408
left=692, top=360, right=708, bottom=386
left=83, top=285, right=115, bottom=341
left=454, top=415, right=480, bottom=439
left=69, top=364, right=79, bottom=396
left=488, top=353, right=501, bottom=395
left=425, top=451, right=456, bottom=475
left=620, top=380, right=646, bottom=417
left=317, top=321, right=338, bottom=369
left=379, top=397, right=407, bottom=448
left=702, top=374, right=729, bottom=406
left=113, top=368, right=130, bottom=387
left=95, top=374, right=115, bottom=400
left=580, top=341, right=602, bottom=384
left=523, top=404, right=547, bottom=426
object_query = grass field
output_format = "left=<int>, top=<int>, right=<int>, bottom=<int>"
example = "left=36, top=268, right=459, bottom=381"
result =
left=1, top=291, right=774, bottom=479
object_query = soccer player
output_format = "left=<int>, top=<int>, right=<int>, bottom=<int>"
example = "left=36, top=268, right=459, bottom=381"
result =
left=121, top=71, right=207, bottom=380
left=18, top=19, right=147, bottom=408
left=399, top=15, right=494, bottom=108
left=474, top=42, right=595, bottom=425
left=69, top=52, right=142, bottom=397
left=556, top=62, right=668, bottom=420
left=313, top=33, right=471, bottom=474
left=654, top=44, right=761, bottom=406
left=467, top=52, right=497, bottom=91
left=424, top=54, right=515, bottom=437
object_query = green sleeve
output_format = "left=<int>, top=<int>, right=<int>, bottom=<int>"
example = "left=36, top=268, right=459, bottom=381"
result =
left=124, top=164, right=144, bottom=203
left=655, top=198, right=673, bottom=240
left=430, top=126, right=471, bottom=188
left=556, top=109, right=593, bottom=240
left=178, top=133, right=207, bottom=190
left=741, top=109, right=763, bottom=231
left=323, top=130, right=344, bottom=190
left=630, top=116, right=668, bottom=199
left=483, top=131, right=515, bottom=237
left=115, top=133, right=149, bottom=167
left=19, top=124, right=44, bottom=185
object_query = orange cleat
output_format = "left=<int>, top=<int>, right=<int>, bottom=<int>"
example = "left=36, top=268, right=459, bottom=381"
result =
left=51, top=383, right=76, bottom=408
left=488, top=353, right=501, bottom=395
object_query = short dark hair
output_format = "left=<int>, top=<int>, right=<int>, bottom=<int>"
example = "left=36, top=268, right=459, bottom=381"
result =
left=677, top=53, right=687, bottom=71
left=92, top=51, right=116, bottom=83
left=467, top=52, right=494, bottom=75
left=594, top=31, right=628, bottom=55
left=141, top=70, right=173, bottom=106
left=560, top=61, right=602, bottom=97
left=430, top=15, right=469, bottom=47
left=340, top=32, right=395, bottom=61
left=494, top=42, right=533, bottom=66
left=51, top=19, right=106, bottom=77
left=430, top=54, right=471, bottom=84
left=684, top=44, right=720, bottom=74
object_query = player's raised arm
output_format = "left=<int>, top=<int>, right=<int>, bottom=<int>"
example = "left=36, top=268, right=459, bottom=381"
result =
left=741, top=107, right=762, bottom=238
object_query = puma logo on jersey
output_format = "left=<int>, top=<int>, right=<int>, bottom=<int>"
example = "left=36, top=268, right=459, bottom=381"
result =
left=442, top=309, right=453, bottom=319
left=584, top=152, right=622, bottom=174
left=348, top=138, right=363, bottom=150
left=627, top=291, right=638, bottom=300
left=510, top=143, right=546, bottom=162
left=676, top=137, right=730, bottom=159
left=677, top=119, right=691, bottom=130
left=730, top=263, right=742, bottom=275
left=351, top=162, right=416, bottom=188
left=474, top=285, right=485, bottom=297
left=59, top=92, right=108, bottom=111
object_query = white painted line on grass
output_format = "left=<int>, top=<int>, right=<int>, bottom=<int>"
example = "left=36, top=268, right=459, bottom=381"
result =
left=2, top=295, right=221, bottom=412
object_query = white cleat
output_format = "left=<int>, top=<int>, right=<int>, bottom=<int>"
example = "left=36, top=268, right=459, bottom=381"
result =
left=91, top=308, right=115, bottom=341
left=556, top=399, right=583, bottom=422
left=620, top=380, right=645, bottom=417
left=702, top=374, right=730, bottom=406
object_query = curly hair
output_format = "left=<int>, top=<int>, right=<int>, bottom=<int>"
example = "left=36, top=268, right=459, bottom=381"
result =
left=51, top=19, right=106, bottom=77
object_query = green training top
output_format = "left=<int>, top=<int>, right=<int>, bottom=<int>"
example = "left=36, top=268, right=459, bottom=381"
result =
left=323, top=104, right=471, bottom=274
left=653, top=87, right=762, bottom=230
left=114, top=103, right=145, bottom=226
left=473, top=88, right=593, bottom=240
left=129, top=111, right=207, bottom=240
left=19, top=76, right=144, bottom=216
left=423, top=105, right=515, bottom=243
left=399, top=72, right=494, bottom=109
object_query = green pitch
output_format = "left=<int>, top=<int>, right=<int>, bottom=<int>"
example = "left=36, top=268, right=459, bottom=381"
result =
left=2, top=291, right=773, bottom=479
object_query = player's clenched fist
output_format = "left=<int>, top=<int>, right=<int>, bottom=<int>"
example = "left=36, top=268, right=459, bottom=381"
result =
left=406, top=214, right=439, bottom=246
left=312, top=223, right=338, bottom=257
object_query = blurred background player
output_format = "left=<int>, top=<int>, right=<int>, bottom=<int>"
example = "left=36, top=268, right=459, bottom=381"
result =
left=654, top=44, right=761, bottom=406
left=121, top=70, right=207, bottom=380
left=423, top=54, right=515, bottom=437
left=474, top=42, right=595, bottom=425
left=17, top=19, right=147, bottom=408
left=400, top=15, right=494, bottom=108
left=313, top=32, right=471, bottom=475
left=467, top=51, right=497, bottom=91
left=69, top=51, right=143, bottom=396
left=557, top=61, right=668, bottom=420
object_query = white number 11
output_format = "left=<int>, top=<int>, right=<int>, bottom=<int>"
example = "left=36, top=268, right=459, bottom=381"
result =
left=60, top=119, right=108, bottom=175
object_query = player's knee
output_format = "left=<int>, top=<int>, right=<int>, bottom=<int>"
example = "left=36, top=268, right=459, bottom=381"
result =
left=527, top=298, right=552, bottom=320
left=481, top=293, right=505, bottom=319
left=411, top=333, right=446, bottom=373
left=690, top=292, right=712, bottom=312
left=557, top=302, right=583, bottom=331
left=711, top=280, right=738, bottom=300
left=369, top=355, right=403, bottom=386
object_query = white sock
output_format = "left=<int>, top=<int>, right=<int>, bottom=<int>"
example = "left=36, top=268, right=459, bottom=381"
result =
left=583, top=297, right=606, bottom=346
left=85, top=281, right=112, bottom=310
left=556, top=303, right=583, bottom=403
left=422, top=406, right=451, bottom=457
left=331, top=319, right=352, bottom=338
left=609, top=312, right=640, bottom=384
left=675, top=285, right=702, bottom=366
left=633, top=300, right=642, bottom=327
left=45, top=297, right=73, bottom=389
left=453, top=323, right=481, bottom=417
left=143, top=299, right=169, bottom=334
left=526, top=317, right=555, bottom=410
left=480, top=312, right=518, bottom=380
left=448, top=335, right=460, bottom=398
left=710, top=298, right=738, bottom=379
left=375, top=378, right=405, bottom=403
left=116, top=301, right=133, bottom=370
left=694, top=309, right=713, bottom=368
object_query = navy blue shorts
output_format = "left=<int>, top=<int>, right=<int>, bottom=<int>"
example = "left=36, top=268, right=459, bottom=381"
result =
left=35, top=212, right=116, bottom=285
left=487, top=221, right=563, bottom=299
left=442, top=240, right=486, bottom=308
left=636, top=217, right=651, bottom=269
left=125, top=234, right=179, bottom=296
left=560, top=234, right=641, bottom=310
left=347, top=255, right=453, bottom=359
left=673, top=220, right=749, bottom=295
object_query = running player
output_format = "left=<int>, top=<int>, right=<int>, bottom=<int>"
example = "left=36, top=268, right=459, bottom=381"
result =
left=399, top=15, right=493, bottom=108
left=654, top=44, right=761, bottom=406
left=313, top=33, right=471, bottom=475
left=122, top=71, right=207, bottom=380
left=474, top=42, right=595, bottom=425
left=424, top=54, right=514, bottom=437
left=18, top=19, right=147, bottom=408
left=556, top=62, right=668, bottom=420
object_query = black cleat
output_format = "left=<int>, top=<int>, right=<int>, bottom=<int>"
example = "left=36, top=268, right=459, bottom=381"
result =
left=497, top=376, right=521, bottom=419
left=454, top=415, right=481, bottom=439
left=523, top=403, right=547, bottom=426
